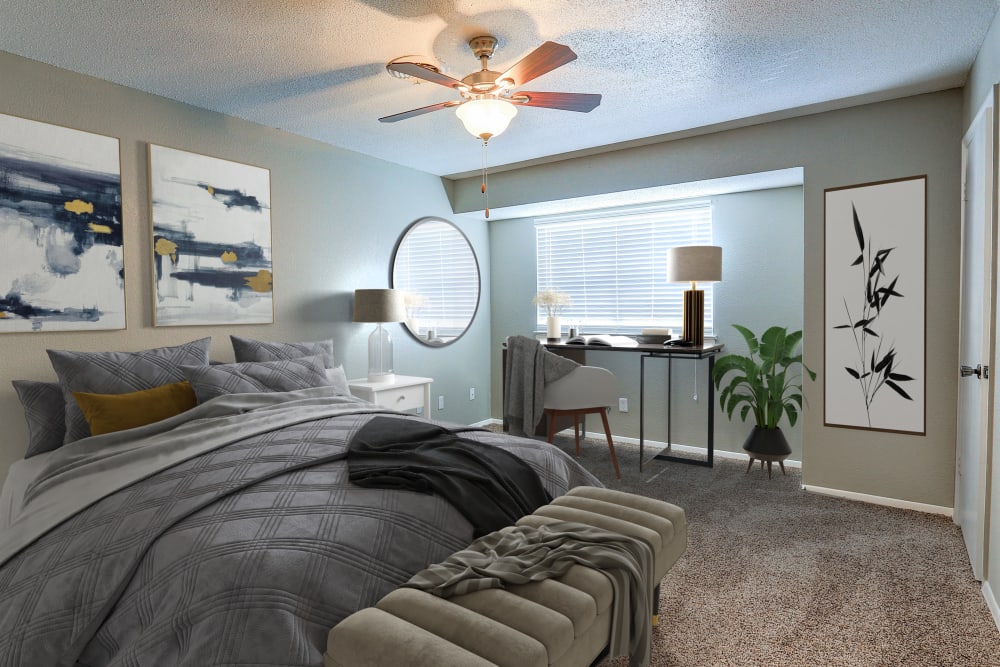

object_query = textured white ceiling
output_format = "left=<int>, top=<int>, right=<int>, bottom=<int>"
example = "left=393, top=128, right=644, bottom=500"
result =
left=0, top=1, right=995, bottom=177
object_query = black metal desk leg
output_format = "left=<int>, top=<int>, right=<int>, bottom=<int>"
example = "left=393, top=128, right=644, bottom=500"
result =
left=639, top=354, right=646, bottom=471
left=666, top=355, right=673, bottom=451
left=707, top=354, right=715, bottom=466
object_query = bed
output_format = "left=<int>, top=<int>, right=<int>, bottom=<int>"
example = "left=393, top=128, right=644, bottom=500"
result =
left=0, top=337, right=599, bottom=667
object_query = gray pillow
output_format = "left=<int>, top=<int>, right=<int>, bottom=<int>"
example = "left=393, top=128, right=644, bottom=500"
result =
left=325, top=365, right=351, bottom=396
left=230, top=336, right=334, bottom=368
left=47, top=338, right=211, bottom=444
left=12, top=380, right=66, bottom=458
left=181, top=355, right=332, bottom=404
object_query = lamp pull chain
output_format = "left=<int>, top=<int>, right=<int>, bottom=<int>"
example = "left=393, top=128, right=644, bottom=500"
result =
left=481, top=138, right=490, bottom=219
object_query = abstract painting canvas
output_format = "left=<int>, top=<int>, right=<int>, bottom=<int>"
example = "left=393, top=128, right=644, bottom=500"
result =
left=149, top=145, right=272, bottom=326
left=0, top=114, right=124, bottom=332
left=824, top=175, right=926, bottom=434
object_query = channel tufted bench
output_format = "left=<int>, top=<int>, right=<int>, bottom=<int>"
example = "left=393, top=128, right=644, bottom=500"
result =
left=324, top=486, right=687, bottom=667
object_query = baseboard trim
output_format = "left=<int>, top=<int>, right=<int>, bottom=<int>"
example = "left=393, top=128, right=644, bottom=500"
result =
left=604, top=432, right=803, bottom=469
left=802, top=484, right=953, bottom=517
left=984, top=581, right=1000, bottom=633
left=481, top=419, right=954, bottom=516
left=479, top=419, right=805, bottom=469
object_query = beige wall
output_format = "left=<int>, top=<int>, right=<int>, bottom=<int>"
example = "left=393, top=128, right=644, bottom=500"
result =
left=473, top=91, right=962, bottom=507
left=0, top=50, right=493, bottom=480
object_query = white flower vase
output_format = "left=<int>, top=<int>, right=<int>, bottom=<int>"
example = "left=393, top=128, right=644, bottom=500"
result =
left=546, top=315, right=561, bottom=340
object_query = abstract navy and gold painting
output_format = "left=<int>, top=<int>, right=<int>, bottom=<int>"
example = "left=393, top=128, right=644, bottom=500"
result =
left=149, top=144, right=273, bottom=326
left=0, top=113, right=124, bottom=332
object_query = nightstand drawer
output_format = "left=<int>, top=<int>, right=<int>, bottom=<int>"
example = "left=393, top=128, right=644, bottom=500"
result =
left=373, top=385, right=424, bottom=411
left=348, top=376, right=432, bottom=414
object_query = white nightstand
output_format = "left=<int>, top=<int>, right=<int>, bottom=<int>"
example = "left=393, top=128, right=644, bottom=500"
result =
left=348, top=375, right=433, bottom=414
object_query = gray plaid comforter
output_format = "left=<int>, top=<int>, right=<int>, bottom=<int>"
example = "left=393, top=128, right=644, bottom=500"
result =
left=0, top=388, right=599, bottom=666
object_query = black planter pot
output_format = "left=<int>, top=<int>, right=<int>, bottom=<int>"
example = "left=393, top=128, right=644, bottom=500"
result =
left=742, top=426, right=791, bottom=456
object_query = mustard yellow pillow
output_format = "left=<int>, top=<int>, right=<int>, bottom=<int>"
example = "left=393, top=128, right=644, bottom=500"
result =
left=73, top=381, right=198, bottom=437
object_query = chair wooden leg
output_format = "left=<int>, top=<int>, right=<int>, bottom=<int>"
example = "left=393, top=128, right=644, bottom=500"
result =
left=779, top=460, right=786, bottom=475
left=545, top=410, right=557, bottom=444
left=599, top=408, right=621, bottom=479
left=746, top=458, right=755, bottom=474
left=573, top=414, right=581, bottom=456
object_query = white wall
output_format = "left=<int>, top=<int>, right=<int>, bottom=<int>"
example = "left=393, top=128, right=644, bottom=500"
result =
left=0, top=50, right=494, bottom=480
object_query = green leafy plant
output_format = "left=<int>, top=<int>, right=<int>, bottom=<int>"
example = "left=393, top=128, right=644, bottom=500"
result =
left=712, top=325, right=816, bottom=429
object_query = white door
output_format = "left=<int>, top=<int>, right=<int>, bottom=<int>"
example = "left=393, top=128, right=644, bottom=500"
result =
left=955, top=96, right=996, bottom=581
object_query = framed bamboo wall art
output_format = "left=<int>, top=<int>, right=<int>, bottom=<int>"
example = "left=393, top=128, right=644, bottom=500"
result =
left=149, top=145, right=273, bottom=326
left=824, top=175, right=926, bottom=434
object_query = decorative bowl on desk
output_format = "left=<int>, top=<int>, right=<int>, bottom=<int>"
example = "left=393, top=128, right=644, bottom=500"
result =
left=636, top=334, right=672, bottom=344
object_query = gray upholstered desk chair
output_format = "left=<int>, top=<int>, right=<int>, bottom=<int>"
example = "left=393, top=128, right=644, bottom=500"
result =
left=543, top=366, right=621, bottom=479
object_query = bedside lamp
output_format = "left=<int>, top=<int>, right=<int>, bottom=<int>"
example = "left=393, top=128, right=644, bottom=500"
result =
left=666, top=245, right=722, bottom=346
left=353, top=288, right=406, bottom=383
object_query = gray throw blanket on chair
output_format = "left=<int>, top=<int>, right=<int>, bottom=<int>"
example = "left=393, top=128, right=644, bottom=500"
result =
left=405, top=520, right=655, bottom=667
left=504, top=335, right=579, bottom=436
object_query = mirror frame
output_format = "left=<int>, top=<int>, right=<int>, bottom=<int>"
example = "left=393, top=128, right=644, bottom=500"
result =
left=390, top=216, right=481, bottom=347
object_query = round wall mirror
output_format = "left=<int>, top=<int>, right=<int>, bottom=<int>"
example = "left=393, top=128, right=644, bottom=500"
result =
left=391, top=217, right=480, bottom=347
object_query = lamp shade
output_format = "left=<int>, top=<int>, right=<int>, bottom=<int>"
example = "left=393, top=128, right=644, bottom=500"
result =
left=353, top=289, right=406, bottom=323
left=456, top=98, right=518, bottom=140
left=665, top=246, right=723, bottom=283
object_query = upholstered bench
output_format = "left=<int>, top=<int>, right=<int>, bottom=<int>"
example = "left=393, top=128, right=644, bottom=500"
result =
left=324, top=486, right=687, bottom=667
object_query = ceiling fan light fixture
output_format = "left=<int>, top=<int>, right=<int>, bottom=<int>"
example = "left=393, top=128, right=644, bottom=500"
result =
left=456, top=97, right=517, bottom=140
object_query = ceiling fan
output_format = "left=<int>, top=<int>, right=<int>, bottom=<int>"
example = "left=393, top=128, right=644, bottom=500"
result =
left=379, top=35, right=601, bottom=140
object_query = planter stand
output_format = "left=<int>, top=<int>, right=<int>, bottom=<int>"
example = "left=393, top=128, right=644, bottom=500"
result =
left=746, top=452, right=788, bottom=478
left=743, top=426, right=791, bottom=479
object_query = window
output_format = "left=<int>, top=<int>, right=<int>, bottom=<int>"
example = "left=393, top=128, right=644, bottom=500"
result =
left=535, top=201, right=713, bottom=334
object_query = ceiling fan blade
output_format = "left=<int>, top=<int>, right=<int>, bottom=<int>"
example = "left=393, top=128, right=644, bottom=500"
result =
left=510, top=92, right=602, bottom=112
left=386, top=61, right=469, bottom=91
left=379, top=100, right=461, bottom=123
left=497, top=42, right=577, bottom=88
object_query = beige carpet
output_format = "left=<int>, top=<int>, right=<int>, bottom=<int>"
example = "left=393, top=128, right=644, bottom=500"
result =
left=526, top=428, right=1000, bottom=666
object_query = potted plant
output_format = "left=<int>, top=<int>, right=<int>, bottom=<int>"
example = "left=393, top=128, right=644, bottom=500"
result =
left=712, top=324, right=816, bottom=461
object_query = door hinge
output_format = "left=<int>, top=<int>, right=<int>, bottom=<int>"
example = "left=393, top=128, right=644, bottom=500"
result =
left=960, top=364, right=989, bottom=379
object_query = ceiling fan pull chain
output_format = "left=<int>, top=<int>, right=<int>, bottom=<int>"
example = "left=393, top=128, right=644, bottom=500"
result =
left=482, top=138, right=490, bottom=219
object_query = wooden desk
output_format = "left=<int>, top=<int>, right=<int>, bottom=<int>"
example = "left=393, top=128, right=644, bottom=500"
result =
left=545, top=341, right=724, bottom=468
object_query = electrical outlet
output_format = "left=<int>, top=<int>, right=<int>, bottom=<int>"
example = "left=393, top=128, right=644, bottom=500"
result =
left=414, top=406, right=424, bottom=415
left=619, top=397, right=629, bottom=413
left=469, top=387, right=476, bottom=400
left=438, top=395, right=445, bottom=410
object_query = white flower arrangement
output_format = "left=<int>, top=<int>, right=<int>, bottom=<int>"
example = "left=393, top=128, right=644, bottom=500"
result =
left=402, top=291, right=428, bottom=318
left=532, top=289, right=572, bottom=317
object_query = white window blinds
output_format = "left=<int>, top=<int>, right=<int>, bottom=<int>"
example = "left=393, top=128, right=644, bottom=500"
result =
left=392, top=220, right=479, bottom=338
left=535, top=202, right=714, bottom=334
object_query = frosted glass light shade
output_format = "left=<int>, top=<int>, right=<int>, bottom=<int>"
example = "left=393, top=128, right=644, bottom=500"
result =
left=665, top=246, right=723, bottom=283
left=456, top=98, right=517, bottom=139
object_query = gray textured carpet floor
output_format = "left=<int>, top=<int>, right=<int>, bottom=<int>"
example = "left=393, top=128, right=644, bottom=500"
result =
left=529, top=429, right=1000, bottom=666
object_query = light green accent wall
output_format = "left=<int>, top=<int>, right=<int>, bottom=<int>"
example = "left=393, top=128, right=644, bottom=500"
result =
left=0, top=50, right=492, bottom=480
left=482, top=91, right=962, bottom=508
left=489, top=187, right=805, bottom=458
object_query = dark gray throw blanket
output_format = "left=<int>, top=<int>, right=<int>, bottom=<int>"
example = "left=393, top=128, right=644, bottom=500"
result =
left=405, top=520, right=655, bottom=667
left=0, top=390, right=600, bottom=667
left=503, top=334, right=580, bottom=436
left=348, top=416, right=551, bottom=537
